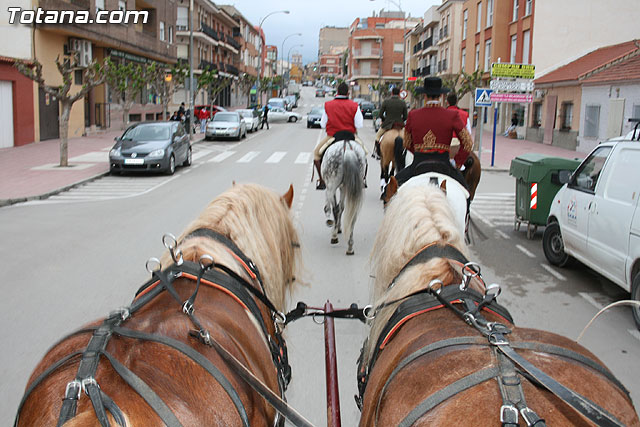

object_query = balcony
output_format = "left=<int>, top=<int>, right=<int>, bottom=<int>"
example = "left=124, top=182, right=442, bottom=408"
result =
left=423, top=37, right=433, bottom=49
left=352, top=48, right=382, bottom=59
left=226, top=34, right=241, bottom=50
left=351, top=66, right=380, bottom=77
left=200, top=22, right=219, bottom=41
left=218, top=63, right=239, bottom=76
left=413, top=42, right=422, bottom=54
left=198, top=60, right=217, bottom=71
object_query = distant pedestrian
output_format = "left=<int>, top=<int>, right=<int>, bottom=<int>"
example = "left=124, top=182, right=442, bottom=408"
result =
left=169, top=111, right=180, bottom=121
left=504, top=112, right=518, bottom=136
left=178, top=102, right=185, bottom=117
left=260, top=105, right=270, bottom=130
left=198, top=107, right=208, bottom=133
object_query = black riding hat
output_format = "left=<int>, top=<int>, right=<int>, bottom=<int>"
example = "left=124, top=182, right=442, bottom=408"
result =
left=416, top=77, right=450, bottom=96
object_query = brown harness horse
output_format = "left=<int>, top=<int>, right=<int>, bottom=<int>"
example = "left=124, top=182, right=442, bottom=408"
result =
left=360, top=185, right=639, bottom=426
left=378, top=124, right=406, bottom=189
left=15, top=184, right=310, bottom=427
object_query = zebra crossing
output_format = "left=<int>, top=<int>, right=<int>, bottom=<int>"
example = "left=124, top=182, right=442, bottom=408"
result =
left=470, top=192, right=516, bottom=229
left=206, top=150, right=312, bottom=165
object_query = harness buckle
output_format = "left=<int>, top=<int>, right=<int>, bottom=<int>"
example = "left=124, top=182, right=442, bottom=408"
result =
left=81, top=377, right=99, bottom=395
left=500, top=405, right=519, bottom=424
left=489, top=332, right=510, bottom=346
left=65, top=380, right=82, bottom=400
left=362, top=304, right=375, bottom=320
left=109, top=307, right=130, bottom=322
left=182, top=301, right=194, bottom=316
left=199, top=329, right=212, bottom=346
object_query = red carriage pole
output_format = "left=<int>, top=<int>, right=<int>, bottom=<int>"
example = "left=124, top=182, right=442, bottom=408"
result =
left=323, top=301, right=341, bottom=427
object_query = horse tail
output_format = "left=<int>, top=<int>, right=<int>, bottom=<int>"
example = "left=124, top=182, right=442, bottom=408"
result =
left=342, top=147, right=364, bottom=240
left=394, top=136, right=406, bottom=171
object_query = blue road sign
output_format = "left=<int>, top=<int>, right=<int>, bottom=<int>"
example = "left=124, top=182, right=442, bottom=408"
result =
left=475, top=88, right=493, bottom=107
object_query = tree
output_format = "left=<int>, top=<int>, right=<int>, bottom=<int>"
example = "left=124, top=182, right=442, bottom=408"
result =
left=147, top=61, right=188, bottom=120
left=207, top=76, right=232, bottom=112
left=442, top=69, right=484, bottom=101
left=405, top=78, right=424, bottom=108
left=15, top=54, right=109, bottom=167
left=238, top=73, right=257, bottom=107
left=105, top=59, right=147, bottom=130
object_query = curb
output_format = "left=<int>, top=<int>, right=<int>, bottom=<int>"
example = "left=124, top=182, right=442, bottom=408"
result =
left=0, top=171, right=110, bottom=208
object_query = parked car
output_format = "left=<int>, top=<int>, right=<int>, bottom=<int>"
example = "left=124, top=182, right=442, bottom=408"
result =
left=268, top=107, right=302, bottom=123
left=109, top=122, right=191, bottom=175
left=360, top=101, right=375, bottom=119
left=237, top=109, right=260, bottom=133
left=206, top=111, right=247, bottom=140
left=307, top=107, right=324, bottom=128
left=315, top=89, right=325, bottom=98
left=268, top=97, right=287, bottom=110
left=543, top=127, right=640, bottom=327
left=194, top=104, right=226, bottom=120
left=285, top=95, right=298, bottom=109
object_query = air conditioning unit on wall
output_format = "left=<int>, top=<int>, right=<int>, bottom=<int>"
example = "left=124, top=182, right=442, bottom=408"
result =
left=69, top=38, right=93, bottom=67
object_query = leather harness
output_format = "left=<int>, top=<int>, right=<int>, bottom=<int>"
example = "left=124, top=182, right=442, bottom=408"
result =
left=14, top=229, right=312, bottom=427
left=356, top=244, right=630, bottom=427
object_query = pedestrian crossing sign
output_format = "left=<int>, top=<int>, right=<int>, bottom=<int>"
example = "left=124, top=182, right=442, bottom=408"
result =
left=475, top=88, right=493, bottom=107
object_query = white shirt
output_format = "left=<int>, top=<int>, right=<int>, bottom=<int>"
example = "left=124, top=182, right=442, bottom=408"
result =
left=320, top=96, right=364, bottom=130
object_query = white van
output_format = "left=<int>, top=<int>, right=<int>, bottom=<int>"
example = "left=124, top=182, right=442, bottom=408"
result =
left=543, top=125, right=640, bottom=327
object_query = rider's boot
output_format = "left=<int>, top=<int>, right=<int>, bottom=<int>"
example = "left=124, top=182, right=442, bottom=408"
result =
left=314, top=160, right=326, bottom=190
left=372, top=140, right=381, bottom=160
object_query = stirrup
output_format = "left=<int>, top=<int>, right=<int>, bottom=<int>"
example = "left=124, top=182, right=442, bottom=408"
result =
left=316, top=180, right=326, bottom=190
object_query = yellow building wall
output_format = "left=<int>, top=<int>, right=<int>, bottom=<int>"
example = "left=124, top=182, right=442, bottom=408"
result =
left=34, top=30, right=86, bottom=139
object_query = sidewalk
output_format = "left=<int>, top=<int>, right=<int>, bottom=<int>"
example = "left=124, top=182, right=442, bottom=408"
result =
left=0, top=128, right=585, bottom=207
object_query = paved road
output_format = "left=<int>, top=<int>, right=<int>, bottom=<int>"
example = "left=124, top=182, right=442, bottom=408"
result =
left=2, top=87, right=638, bottom=425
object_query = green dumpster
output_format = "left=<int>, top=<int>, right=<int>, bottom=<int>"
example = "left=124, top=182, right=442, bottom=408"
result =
left=509, top=154, right=581, bottom=238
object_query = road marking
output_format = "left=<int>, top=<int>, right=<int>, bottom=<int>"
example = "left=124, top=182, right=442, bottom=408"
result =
left=515, top=244, right=536, bottom=258
left=209, top=151, right=236, bottom=163
left=265, top=152, right=286, bottom=163
left=237, top=151, right=260, bottom=163
left=579, top=292, right=603, bottom=310
left=295, top=152, right=311, bottom=164
left=192, top=149, right=213, bottom=161
left=472, top=213, right=494, bottom=227
left=540, top=263, right=567, bottom=281
left=629, top=329, right=640, bottom=343
left=495, top=229, right=510, bottom=240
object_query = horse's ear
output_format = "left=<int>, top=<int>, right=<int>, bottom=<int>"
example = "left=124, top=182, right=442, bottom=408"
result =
left=232, top=180, right=237, bottom=186
left=282, top=184, right=294, bottom=209
left=383, top=176, right=398, bottom=204
left=440, top=179, right=447, bottom=195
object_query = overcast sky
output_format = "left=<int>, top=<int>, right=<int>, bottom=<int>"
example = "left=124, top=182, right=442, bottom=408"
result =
left=226, top=0, right=441, bottom=65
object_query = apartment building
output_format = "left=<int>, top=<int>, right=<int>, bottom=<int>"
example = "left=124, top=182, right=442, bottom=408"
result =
left=0, top=0, right=35, bottom=148
left=318, top=26, right=349, bottom=56
left=347, top=12, right=420, bottom=103
left=406, top=6, right=439, bottom=81
left=319, top=47, right=344, bottom=80
left=265, top=45, right=278, bottom=78
left=436, top=0, right=466, bottom=77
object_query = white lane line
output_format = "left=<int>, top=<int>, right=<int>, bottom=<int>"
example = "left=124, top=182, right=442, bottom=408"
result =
left=515, top=244, right=536, bottom=258
left=295, top=152, right=311, bottom=164
left=237, top=151, right=260, bottom=163
left=579, top=292, right=603, bottom=310
left=540, top=263, right=567, bottom=281
left=471, top=212, right=494, bottom=227
left=495, top=230, right=511, bottom=240
left=192, top=149, right=213, bottom=161
left=629, top=329, right=640, bottom=343
left=209, top=151, right=236, bottom=163
left=265, top=152, right=287, bottom=163
left=493, top=220, right=518, bottom=226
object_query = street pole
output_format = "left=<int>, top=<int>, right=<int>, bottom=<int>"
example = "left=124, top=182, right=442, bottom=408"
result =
left=287, top=45, right=303, bottom=91
left=257, top=11, right=290, bottom=105
left=280, top=33, right=302, bottom=96
left=188, top=0, right=194, bottom=140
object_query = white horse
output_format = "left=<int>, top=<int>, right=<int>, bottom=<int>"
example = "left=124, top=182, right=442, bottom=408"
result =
left=399, top=172, right=469, bottom=238
left=321, top=140, right=367, bottom=255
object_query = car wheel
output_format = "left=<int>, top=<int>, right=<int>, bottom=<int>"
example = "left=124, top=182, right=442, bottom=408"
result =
left=307, top=122, right=311, bottom=128
left=110, top=167, right=120, bottom=176
left=632, top=272, right=640, bottom=330
left=290, top=116, right=298, bottom=123
left=183, top=147, right=192, bottom=166
left=542, top=222, right=571, bottom=267
left=166, top=154, right=176, bottom=175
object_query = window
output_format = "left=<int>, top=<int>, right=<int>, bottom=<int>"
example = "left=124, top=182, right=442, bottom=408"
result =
left=476, top=2, right=482, bottom=32
left=375, top=23, right=385, bottom=29
left=633, top=104, right=640, bottom=121
left=510, top=35, right=517, bottom=63
left=532, top=103, right=542, bottom=127
left=95, top=0, right=104, bottom=13
left=512, top=0, right=519, bottom=21
left=484, top=39, right=491, bottom=71
left=486, top=0, right=493, bottom=27
left=525, top=0, right=532, bottom=16
left=584, top=105, right=601, bottom=138
left=475, top=44, right=480, bottom=70
left=561, top=102, right=573, bottom=130
left=177, top=7, right=188, bottom=30
left=393, top=63, right=403, bottom=73
left=169, top=26, right=173, bottom=44
left=463, top=10, right=468, bottom=38
left=118, top=0, right=126, bottom=12
left=394, top=43, right=403, bottom=52
left=159, top=21, right=165, bottom=41
left=522, top=30, right=530, bottom=64
left=461, top=47, right=466, bottom=69
left=570, top=147, right=611, bottom=193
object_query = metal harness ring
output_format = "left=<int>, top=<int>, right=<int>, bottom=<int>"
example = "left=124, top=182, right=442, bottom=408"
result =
left=428, top=279, right=444, bottom=295
left=145, top=258, right=161, bottom=274
left=199, top=254, right=214, bottom=270
left=362, top=305, right=375, bottom=320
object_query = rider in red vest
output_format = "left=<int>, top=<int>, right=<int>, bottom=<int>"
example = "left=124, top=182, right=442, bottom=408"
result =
left=313, top=82, right=364, bottom=190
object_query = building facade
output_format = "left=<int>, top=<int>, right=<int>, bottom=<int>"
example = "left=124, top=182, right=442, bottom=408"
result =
left=435, top=0, right=466, bottom=77
left=318, top=26, right=349, bottom=56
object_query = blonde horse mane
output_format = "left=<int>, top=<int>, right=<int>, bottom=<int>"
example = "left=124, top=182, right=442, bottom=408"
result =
left=159, top=183, right=301, bottom=312
left=365, top=185, right=469, bottom=365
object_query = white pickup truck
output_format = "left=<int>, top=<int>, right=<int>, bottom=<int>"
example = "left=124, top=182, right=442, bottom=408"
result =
left=543, top=124, right=640, bottom=328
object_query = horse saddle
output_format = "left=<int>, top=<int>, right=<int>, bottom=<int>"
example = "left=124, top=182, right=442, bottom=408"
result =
left=333, top=130, right=356, bottom=142
left=413, top=160, right=469, bottom=192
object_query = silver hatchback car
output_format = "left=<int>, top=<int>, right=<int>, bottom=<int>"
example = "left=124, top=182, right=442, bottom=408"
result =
left=206, top=112, right=247, bottom=140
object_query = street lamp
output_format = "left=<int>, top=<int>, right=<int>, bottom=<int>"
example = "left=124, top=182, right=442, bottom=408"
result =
left=280, top=33, right=302, bottom=94
left=257, top=10, right=290, bottom=103
left=370, top=0, right=406, bottom=89
left=287, top=44, right=303, bottom=89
